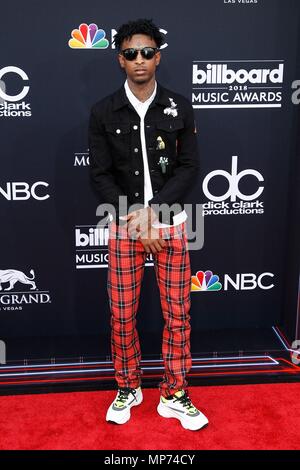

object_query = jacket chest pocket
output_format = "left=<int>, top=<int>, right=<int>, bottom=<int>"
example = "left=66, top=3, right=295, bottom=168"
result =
left=104, top=122, right=131, bottom=159
left=156, top=118, right=184, bottom=134
left=153, top=118, right=184, bottom=174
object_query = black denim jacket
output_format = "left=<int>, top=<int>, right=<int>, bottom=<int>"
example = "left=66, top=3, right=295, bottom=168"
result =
left=88, top=82, right=200, bottom=224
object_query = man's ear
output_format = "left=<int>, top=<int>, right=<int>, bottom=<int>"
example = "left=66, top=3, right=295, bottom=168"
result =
left=118, top=53, right=125, bottom=69
left=155, top=51, right=161, bottom=67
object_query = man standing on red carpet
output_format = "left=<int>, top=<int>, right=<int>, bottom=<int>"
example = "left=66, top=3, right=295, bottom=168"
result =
left=88, top=18, right=208, bottom=431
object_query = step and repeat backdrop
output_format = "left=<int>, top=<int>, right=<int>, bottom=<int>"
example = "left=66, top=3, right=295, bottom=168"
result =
left=0, top=0, right=299, bottom=361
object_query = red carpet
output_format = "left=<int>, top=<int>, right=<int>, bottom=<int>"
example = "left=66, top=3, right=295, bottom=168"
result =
left=0, top=383, right=299, bottom=450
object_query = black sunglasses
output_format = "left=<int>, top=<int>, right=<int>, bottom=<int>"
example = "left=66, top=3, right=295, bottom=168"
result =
left=120, top=47, right=159, bottom=61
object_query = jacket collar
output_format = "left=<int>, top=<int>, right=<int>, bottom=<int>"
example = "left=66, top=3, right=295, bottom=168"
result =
left=112, top=81, right=171, bottom=111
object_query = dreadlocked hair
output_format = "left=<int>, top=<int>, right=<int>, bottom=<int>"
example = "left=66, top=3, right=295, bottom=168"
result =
left=113, top=18, right=164, bottom=51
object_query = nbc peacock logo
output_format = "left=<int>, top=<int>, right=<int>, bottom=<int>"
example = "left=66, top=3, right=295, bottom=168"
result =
left=191, top=270, right=222, bottom=292
left=68, top=23, right=109, bottom=49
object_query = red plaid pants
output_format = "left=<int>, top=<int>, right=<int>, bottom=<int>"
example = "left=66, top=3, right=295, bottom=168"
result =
left=107, top=220, right=192, bottom=397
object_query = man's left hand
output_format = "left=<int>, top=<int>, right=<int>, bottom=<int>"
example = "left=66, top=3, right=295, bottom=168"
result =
left=122, top=207, right=158, bottom=239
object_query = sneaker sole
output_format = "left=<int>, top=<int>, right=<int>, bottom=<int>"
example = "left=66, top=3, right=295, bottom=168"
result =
left=106, top=393, right=143, bottom=425
left=157, top=402, right=209, bottom=431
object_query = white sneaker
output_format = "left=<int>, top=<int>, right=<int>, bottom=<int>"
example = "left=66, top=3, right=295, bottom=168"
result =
left=106, top=387, right=143, bottom=424
left=157, top=390, right=209, bottom=431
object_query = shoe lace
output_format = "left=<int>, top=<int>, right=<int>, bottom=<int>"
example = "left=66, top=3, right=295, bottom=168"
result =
left=174, top=391, right=197, bottom=412
left=115, top=387, right=136, bottom=406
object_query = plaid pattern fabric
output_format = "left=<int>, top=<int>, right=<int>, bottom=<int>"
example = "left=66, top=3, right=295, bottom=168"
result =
left=107, top=220, right=192, bottom=397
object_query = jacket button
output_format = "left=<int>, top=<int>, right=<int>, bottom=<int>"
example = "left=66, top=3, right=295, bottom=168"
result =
left=135, top=170, right=139, bottom=175
left=134, top=148, right=139, bottom=153
left=154, top=190, right=158, bottom=194
left=133, top=125, right=138, bottom=130
left=135, top=192, right=139, bottom=197
left=116, top=129, right=121, bottom=134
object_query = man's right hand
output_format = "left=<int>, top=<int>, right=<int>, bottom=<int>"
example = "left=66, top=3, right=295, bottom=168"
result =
left=139, top=227, right=166, bottom=254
